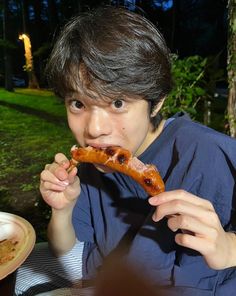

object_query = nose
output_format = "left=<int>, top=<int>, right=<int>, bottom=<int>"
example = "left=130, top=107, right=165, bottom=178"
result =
left=85, top=108, right=111, bottom=138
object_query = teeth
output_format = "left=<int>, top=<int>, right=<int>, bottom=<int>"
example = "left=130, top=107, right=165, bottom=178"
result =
left=71, top=145, right=78, bottom=151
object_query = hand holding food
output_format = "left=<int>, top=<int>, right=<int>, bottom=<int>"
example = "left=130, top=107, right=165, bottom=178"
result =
left=40, top=153, right=80, bottom=210
left=149, top=190, right=236, bottom=270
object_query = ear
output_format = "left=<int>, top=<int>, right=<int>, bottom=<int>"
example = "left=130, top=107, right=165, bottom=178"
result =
left=150, top=98, right=165, bottom=118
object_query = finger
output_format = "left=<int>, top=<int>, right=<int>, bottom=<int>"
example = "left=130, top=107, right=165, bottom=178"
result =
left=175, top=232, right=204, bottom=251
left=167, top=214, right=217, bottom=237
left=149, top=189, right=214, bottom=210
left=152, top=199, right=214, bottom=222
left=174, top=232, right=217, bottom=258
left=41, top=181, right=67, bottom=193
left=45, top=161, right=70, bottom=182
left=67, top=166, right=78, bottom=184
left=55, top=153, right=70, bottom=168
left=64, top=175, right=81, bottom=200
left=40, top=169, right=69, bottom=187
left=44, top=164, right=51, bottom=170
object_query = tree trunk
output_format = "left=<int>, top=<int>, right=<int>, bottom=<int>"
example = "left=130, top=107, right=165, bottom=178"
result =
left=227, top=0, right=236, bottom=137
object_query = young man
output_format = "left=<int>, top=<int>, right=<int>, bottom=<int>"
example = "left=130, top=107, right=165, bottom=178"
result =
left=15, top=6, right=236, bottom=296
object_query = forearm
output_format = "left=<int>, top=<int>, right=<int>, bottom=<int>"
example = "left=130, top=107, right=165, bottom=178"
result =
left=47, top=207, right=77, bottom=256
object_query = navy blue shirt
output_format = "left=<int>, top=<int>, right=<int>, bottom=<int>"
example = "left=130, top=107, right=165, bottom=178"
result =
left=72, top=112, right=236, bottom=295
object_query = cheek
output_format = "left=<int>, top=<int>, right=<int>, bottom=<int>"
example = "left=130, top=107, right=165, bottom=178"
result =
left=127, top=114, right=149, bottom=135
left=67, top=116, right=76, bottom=133
left=120, top=116, right=150, bottom=149
left=68, top=121, right=85, bottom=146
left=67, top=115, right=84, bottom=139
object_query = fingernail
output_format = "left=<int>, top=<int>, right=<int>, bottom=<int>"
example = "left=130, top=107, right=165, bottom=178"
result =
left=148, top=197, right=156, bottom=205
left=149, top=196, right=163, bottom=205
left=58, top=180, right=69, bottom=186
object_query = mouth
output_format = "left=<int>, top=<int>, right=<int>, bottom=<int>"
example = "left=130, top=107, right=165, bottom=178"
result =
left=84, top=144, right=118, bottom=173
left=85, top=143, right=120, bottom=150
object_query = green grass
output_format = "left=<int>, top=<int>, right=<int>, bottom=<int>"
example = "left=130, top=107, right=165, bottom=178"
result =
left=0, top=88, right=74, bottom=241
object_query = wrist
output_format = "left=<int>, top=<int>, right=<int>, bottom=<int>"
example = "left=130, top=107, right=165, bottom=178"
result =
left=226, top=232, right=236, bottom=268
left=50, top=206, right=74, bottom=225
left=51, top=198, right=76, bottom=215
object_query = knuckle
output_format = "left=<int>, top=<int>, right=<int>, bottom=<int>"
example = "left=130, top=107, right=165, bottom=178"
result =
left=207, top=211, right=219, bottom=224
left=55, top=153, right=67, bottom=163
left=40, top=170, right=47, bottom=180
left=176, top=189, right=187, bottom=198
left=176, top=233, right=190, bottom=245
left=54, top=153, right=62, bottom=160
left=43, top=181, right=49, bottom=189
left=44, top=163, right=51, bottom=170
left=178, top=215, right=189, bottom=229
left=204, top=200, right=214, bottom=210
left=167, top=218, right=174, bottom=229
left=172, top=199, right=183, bottom=211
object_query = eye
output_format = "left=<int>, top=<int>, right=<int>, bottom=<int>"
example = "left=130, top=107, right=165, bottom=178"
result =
left=72, top=100, right=84, bottom=109
left=112, top=99, right=124, bottom=109
left=67, top=99, right=85, bottom=113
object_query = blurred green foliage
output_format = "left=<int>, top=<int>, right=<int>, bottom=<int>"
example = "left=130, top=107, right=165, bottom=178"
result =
left=163, top=54, right=225, bottom=120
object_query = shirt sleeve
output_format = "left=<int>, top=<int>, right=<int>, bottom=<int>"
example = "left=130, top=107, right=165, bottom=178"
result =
left=72, top=185, right=105, bottom=280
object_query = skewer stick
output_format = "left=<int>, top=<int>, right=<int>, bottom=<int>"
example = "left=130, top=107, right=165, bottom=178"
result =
left=67, top=158, right=79, bottom=173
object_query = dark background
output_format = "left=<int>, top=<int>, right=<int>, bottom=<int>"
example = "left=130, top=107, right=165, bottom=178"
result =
left=0, top=0, right=228, bottom=88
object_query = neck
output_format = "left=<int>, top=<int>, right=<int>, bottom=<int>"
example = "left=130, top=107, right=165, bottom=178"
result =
left=135, top=119, right=166, bottom=156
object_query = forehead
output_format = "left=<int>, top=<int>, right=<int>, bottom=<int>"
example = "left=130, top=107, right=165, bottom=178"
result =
left=63, top=63, right=146, bottom=105
left=65, top=91, right=145, bottom=110
left=65, top=82, right=144, bottom=103
left=65, top=88, right=118, bottom=103
left=64, top=66, right=117, bottom=101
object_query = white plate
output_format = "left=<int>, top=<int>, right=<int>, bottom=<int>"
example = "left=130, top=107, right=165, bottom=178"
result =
left=0, top=212, right=36, bottom=280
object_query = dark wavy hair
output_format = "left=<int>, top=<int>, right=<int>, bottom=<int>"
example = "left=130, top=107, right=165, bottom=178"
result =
left=46, top=6, right=173, bottom=127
